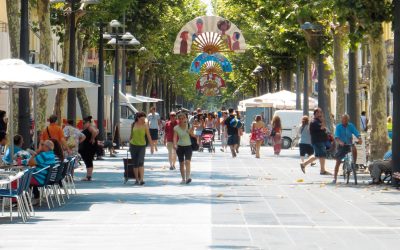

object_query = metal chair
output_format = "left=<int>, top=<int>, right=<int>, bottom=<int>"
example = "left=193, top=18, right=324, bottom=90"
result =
left=0, top=169, right=31, bottom=222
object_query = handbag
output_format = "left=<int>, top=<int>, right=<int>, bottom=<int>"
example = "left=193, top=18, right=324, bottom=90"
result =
left=191, top=136, right=199, bottom=151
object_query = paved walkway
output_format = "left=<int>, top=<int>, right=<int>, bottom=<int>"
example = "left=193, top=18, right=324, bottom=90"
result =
left=1, top=143, right=400, bottom=249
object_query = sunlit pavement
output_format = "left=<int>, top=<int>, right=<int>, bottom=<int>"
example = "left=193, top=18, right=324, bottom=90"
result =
left=1, top=141, right=400, bottom=249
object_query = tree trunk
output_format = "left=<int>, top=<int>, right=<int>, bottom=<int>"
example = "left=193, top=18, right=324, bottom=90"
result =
left=280, top=69, right=293, bottom=91
left=53, top=15, right=70, bottom=123
left=369, top=33, right=390, bottom=160
left=76, top=28, right=91, bottom=118
left=332, top=30, right=346, bottom=121
left=6, top=0, right=20, bottom=133
left=36, top=0, right=52, bottom=131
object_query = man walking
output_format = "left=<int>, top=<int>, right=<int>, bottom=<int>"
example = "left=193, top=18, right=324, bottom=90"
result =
left=164, top=112, right=178, bottom=170
left=300, top=108, right=330, bottom=175
left=332, top=114, right=362, bottom=184
left=224, top=108, right=239, bottom=158
left=147, top=106, right=161, bottom=152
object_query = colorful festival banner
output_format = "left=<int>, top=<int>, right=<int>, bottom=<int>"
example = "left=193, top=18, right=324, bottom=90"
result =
left=190, top=53, right=232, bottom=73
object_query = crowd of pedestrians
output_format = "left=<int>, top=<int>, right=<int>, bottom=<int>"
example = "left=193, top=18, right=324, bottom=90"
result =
left=1, top=104, right=398, bottom=190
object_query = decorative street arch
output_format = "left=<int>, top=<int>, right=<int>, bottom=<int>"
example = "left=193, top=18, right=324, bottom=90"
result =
left=174, top=16, right=246, bottom=55
left=190, top=52, right=232, bottom=73
left=196, top=73, right=226, bottom=96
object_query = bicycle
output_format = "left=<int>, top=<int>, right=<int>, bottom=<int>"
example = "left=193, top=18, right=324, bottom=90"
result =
left=342, top=144, right=357, bottom=185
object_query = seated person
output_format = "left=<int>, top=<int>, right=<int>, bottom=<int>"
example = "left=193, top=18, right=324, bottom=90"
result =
left=368, top=150, right=392, bottom=184
left=0, top=131, right=7, bottom=158
left=2, top=135, right=23, bottom=165
left=28, top=140, right=62, bottom=201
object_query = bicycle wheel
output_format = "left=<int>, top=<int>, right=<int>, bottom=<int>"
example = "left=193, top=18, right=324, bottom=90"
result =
left=352, top=163, right=358, bottom=185
left=343, top=162, right=349, bottom=181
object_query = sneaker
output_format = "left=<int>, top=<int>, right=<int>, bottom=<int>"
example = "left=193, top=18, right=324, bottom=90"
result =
left=332, top=179, right=337, bottom=184
left=169, top=166, right=174, bottom=170
left=311, top=162, right=316, bottom=166
left=140, top=181, right=145, bottom=186
left=186, top=178, right=192, bottom=184
left=320, top=171, right=332, bottom=175
left=134, top=180, right=139, bottom=185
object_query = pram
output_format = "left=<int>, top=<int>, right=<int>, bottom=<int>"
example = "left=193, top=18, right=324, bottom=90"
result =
left=199, top=128, right=215, bottom=153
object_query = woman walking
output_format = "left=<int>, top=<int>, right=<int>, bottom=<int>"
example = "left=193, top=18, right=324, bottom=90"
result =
left=79, top=116, right=98, bottom=181
left=271, top=116, right=282, bottom=156
left=220, top=111, right=228, bottom=152
left=173, top=113, right=195, bottom=184
left=130, top=112, right=154, bottom=185
left=252, top=115, right=266, bottom=158
left=298, top=116, right=315, bottom=163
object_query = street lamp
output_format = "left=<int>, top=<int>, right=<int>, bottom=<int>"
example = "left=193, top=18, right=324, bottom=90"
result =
left=50, top=0, right=99, bottom=125
left=102, top=19, right=141, bottom=148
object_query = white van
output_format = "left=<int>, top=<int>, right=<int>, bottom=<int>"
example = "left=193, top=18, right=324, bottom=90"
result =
left=272, top=110, right=314, bottom=149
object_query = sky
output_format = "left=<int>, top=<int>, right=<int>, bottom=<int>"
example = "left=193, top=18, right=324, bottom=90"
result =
left=201, top=0, right=214, bottom=15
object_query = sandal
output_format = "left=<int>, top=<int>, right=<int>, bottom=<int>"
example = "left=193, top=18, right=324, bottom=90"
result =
left=81, top=176, right=92, bottom=181
left=320, top=171, right=332, bottom=175
left=300, top=163, right=305, bottom=174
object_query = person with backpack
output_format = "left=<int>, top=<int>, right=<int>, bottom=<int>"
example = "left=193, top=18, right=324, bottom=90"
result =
left=224, top=108, right=240, bottom=158
left=63, top=119, right=86, bottom=158
left=40, top=115, right=69, bottom=154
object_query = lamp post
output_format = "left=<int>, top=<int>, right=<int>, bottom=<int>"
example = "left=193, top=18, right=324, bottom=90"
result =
left=97, top=22, right=105, bottom=141
left=392, top=0, right=400, bottom=185
left=50, top=0, right=99, bottom=125
left=103, top=20, right=140, bottom=148
left=303, top=56, right=309, bottom=115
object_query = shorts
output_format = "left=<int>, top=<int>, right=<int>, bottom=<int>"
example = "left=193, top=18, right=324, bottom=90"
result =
left=312, top=142, right=327, bottom=158
left=299, top=143, right=314, bottom=157
left=82, top=156, right=94, bottom=168
left=166, top=142, right=175, bottom=155
left=149, top=129, right=158, bottom=140
left=227, top=134, right=239, bottom=146
left=334, top=145, right=351, bottom=160
left=176, top=145, right=192, bottom=162
left=129, top=144, right=146, bottom=168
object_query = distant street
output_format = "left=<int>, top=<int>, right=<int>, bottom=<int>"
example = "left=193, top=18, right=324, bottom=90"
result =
left=1, top=141, right=400, bottom=249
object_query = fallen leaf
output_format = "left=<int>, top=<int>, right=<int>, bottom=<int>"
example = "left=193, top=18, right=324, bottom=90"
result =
left=216, top=193, right=224, bottom=198
left=297, top=179, right=304, bottom=183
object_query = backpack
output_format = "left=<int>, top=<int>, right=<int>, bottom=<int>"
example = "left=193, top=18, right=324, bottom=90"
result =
left=65, top=127, right=77, bottom=148
left=230, top=117, right=243, bottom=129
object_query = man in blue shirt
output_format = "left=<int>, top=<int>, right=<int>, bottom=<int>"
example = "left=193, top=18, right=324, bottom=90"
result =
left=333, top=114, right=362, bottom=183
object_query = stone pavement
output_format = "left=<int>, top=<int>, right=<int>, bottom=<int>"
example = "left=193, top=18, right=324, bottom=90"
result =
left=1, top=143, right=400, bottom=250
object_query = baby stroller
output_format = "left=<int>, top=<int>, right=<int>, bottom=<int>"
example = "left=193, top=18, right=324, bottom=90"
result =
left=199, top=128, right=215, bottom=153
